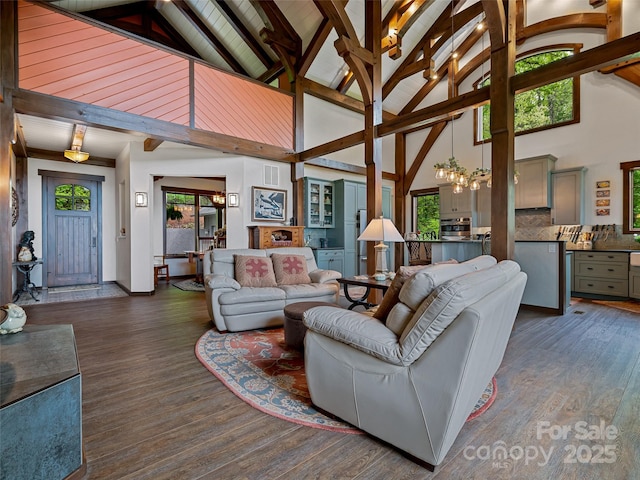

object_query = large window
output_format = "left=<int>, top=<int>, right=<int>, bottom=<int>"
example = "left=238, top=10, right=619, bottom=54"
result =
left=163, top=188, right=225, bottom=256
left=411, top=189, right=440, bottom=237
left=476, top=46, right=580, bottom=142
left=621, top=160, right=640, bottom=234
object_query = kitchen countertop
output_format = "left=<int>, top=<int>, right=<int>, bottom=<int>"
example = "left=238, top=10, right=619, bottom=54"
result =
left=568, top=248, right=640, bottom=253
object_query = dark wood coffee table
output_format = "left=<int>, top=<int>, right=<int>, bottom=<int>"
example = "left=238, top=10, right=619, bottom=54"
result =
left=337, top=276, right=392, bottom=310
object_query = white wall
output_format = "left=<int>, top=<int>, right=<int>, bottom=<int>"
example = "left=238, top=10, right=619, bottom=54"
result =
left=26, top=158, right=117, bottom=287
left=405, top=28, right=640, bottom=229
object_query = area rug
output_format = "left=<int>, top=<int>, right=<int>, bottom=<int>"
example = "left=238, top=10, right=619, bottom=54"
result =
left=173, top=279, right=205, bottom=292
left=195, top=328, right=497, bottom=433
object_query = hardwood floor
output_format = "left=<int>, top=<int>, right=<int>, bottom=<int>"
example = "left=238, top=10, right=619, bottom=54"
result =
left=23, top=286, right=640, bottom=479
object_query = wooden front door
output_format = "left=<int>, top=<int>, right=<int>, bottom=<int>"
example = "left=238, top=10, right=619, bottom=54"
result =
left=44, top=175, right=101, bottom=287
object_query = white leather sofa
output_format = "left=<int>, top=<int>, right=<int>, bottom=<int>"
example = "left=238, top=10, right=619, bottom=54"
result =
left=203, top=247, right=340, bottom=332
left=303, top=256, right=527, bottom=470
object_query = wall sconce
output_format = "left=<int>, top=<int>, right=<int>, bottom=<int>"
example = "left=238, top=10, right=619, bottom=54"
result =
left=135, top=192, right=148, bottom=207
left=227, top=193, right=239, bottom=207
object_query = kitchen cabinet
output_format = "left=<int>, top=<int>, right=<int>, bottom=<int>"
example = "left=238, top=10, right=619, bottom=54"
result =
left=515, top=154, right=557, bottom=209
left=305, top=178, right=334, bottom=228
left=630, top=266, right=640, bottom=299
left=314, top=249, right=344, bottom=273
left=552, top=167, right=586, bottom=225
left=573, top=251, right=629, bottom=297
left=328, top=180, right=393, bottom=277
left=439, top=184, right=474, bottom=219
left=475, top=182, right=491, bottom=227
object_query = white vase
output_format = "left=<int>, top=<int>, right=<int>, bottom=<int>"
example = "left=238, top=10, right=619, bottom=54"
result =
left=0, top=303, right=27, bottom=334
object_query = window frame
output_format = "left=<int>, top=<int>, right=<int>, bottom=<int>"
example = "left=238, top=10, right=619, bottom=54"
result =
left=473, top=44, right=582, bottom=145
left=162, top=186, right=225, bottom=258
left=621, top=160, right=640, bottom=234
left=410, top=187, right=440, bottom=235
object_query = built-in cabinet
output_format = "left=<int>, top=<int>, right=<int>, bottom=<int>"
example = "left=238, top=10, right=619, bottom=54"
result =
left=439, top=184, right=474, bottom=219
left=328, top=180, right=393, bottom=277
left=515, top=154, right=557, bottom=209
left=305, top=178, right=334, bottom=228
left=248, top=226, right=304, bottom=249
left=573, top=251, right=629, bottom=297
left=475, top=183, right=491, bottom=227
left=314, top=249, right=345, bottom=272
left=551, top=167, right=586, bottom=225
left=630, top=266, right=640, bottom=299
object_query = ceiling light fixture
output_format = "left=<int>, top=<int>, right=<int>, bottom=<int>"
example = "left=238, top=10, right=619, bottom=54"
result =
left=64, top=147, right=90, bottom=163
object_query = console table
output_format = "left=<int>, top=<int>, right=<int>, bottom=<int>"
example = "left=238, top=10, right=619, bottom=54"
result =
left=12, top=260, right=43, bottom=302
left=0, top=325, right=85, bottom=480
left=248, top=225, right=304, bottom=249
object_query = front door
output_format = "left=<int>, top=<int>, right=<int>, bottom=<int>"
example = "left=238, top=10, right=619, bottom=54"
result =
left=44, top=175, right=101, bottom=287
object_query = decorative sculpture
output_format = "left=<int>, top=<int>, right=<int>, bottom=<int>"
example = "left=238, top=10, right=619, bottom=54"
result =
left=0, top=303, right=27, bottom=334
left=17, top=230, right=37, bottom=262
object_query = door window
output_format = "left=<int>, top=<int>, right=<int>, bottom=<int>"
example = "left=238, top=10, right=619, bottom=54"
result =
left=55, top=184, right=91, bottom=211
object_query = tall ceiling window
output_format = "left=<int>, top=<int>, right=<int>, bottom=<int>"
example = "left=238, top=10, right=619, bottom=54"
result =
left=476, top=46, right=580, bottom=142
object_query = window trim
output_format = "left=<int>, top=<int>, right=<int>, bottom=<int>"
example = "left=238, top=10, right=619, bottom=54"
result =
left=161, top=186, right=225, bottom=258
left=473, top=44, right=582, bottom=145
left=410, top=187, right=439, bottom=234
left=621, top=160, right=640, bottom=234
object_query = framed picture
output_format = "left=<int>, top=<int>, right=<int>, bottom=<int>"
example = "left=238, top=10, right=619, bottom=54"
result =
left=596, top=190, right=610, bottom=198
left=596, top=199, right=610, bottom=207
left=596, top=180, right=610, bottom=189
left=596, top=208, right=610, bottom=216
left=252, top=187, right=287, bottom=222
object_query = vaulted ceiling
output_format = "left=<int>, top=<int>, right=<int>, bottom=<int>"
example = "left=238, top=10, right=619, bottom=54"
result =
left=16, top=0, right=640, bottom=162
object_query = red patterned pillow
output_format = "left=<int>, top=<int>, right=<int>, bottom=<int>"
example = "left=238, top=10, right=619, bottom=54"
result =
left=234, top=255, right=277, bottom=287
left=271, top=254, right=312, bottom=285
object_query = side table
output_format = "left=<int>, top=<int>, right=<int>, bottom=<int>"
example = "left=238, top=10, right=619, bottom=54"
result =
left=12, top=260, right=43, bottom=302
left=337, top=276, right=392, bottom=310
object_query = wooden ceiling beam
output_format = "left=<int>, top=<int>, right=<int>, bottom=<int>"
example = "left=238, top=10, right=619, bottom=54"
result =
left=403, top=120, right=448, bottom=195
left=69, top=124, right=87, bottom=151
left=144, top=138, right=163, bottom=152
left=27, top=147, right=115, bottom=168
left=519, top=13, right=607, bottom=42
left=304, top=157, right=399, bottom=181
left=213, top=0, right=273, bottom=68
left=299, top=17, right=332, bottom=77
left=511, top=31, right=640, bottom=94
left=12, top=89, right=294, bottom=163
left=172, top=1, right=248, bottom=76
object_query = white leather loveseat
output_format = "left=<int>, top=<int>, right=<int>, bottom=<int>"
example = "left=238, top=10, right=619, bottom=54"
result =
left=303, top=256, right=527, bottom=470
left=203, top=247, right=341, bottom=332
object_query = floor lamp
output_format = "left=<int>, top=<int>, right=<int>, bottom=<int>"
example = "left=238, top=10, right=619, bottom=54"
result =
left=358, top=216, right=405, bottom=280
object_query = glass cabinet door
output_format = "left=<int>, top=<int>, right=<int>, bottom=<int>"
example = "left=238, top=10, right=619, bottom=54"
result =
left=308, top=181, right=321, bottom=227
left=322, top=183, right=334, bottom=227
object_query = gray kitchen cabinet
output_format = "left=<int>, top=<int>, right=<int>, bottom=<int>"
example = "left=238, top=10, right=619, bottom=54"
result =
left=573, top=251, right=629, bottom=297
left=305, top=178, right=334, bottom=228
left=630, top=266, right=640, bottom=299
left=314, top=248, right=344, bottom=273
left=329, top=180, right=393, bottom=277
left=515, top=154, right=557, bottom=209
left=475, top=182, right=491, bottom=227
left=439, top=184, right=474, bottom=219
left=552, top=167, right=586, bottom=225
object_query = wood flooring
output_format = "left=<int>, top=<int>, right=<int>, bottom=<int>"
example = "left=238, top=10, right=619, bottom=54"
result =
left=23, top=286, right=640, bottom=479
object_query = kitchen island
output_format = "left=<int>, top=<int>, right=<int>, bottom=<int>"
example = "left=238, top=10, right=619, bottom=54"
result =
left=420, top=239, right=569, bottom=314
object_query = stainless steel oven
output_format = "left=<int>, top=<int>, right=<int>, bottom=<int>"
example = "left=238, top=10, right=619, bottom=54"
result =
left=440, top=218, right=472, bottom=240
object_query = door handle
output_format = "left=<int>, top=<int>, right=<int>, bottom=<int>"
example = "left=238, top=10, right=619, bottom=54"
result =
left=92, top=237, right=97, bottom=247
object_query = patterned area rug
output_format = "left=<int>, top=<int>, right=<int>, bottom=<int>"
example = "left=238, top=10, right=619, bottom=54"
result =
left=172, top=279, right=205, bottom=292
left=195, top=328, right=497, bottom=433
left=573, top=297, right=640, bottom=314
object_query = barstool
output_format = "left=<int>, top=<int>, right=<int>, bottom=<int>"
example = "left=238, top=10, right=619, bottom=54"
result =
left=153, top=255, right=170, bottom=286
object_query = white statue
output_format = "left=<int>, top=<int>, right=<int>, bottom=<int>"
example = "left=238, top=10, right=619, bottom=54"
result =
left=0, top=303, right=27, bottom=334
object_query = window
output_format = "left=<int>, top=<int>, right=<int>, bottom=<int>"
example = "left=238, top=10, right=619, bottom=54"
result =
left=411, top=189, right=440, bottom=237
left=163, top=188, right=225, bottom=256
left=476, top=47, right=580, bottom=142
left=55, top=184, right=91, bottom=211
left=621, top=160, right=640, bottom=234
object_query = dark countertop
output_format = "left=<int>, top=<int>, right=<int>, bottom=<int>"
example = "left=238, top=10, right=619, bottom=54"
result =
left=418, top=239, right=566, bottom=243
left=568, top=249, right=639, bottom=253
left=310, top=247, right=344, bottom=250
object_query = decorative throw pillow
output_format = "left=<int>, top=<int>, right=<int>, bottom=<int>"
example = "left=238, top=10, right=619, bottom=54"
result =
left=373, top=265, right=430, bottom=321
left=271, top=254, right=311, bottom=285
left=234, top=255, right=277, bottom=287
left=373, top=260, right=459, bottom=321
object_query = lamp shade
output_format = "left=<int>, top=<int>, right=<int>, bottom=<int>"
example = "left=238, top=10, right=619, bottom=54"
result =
left=64, top=148, right=90, bottom=163
left=357, top=216, right=405, bottom=243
